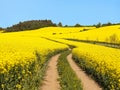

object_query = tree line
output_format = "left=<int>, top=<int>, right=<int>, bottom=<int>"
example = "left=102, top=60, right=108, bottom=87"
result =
left=70, top=22, right=120, bottom=28
left=0, top=27, right=4, bottom=31
left=0, top=20, right=120, bottom=32
left=5, top=20, right=56, bottom=32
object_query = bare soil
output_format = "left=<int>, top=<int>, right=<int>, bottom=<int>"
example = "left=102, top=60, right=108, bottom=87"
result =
left=67, top=54, right=102, bottom=90
left=40, top=54, right=61, bottom=90
left=40, top=53, right=103, bottom=90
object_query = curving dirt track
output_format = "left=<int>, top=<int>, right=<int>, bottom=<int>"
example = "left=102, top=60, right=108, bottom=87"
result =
left=40, top=52, right=102, bottom=90
left=67, top=54, right=102, bottom=90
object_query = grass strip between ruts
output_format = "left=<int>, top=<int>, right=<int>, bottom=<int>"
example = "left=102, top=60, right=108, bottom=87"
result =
left=57, top=50, right=82, bottom=90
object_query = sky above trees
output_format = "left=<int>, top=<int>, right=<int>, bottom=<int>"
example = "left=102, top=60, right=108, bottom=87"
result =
left=0, top=0, right=120, bottom=27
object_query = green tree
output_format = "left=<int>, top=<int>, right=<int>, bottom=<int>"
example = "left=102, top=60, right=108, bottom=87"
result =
left=0, top=27, right=2, bottom=30
left=58, top=22, right=62, bottom=27
left=5, top=20, right=57, bottom=32
left=64, top=25, right=68, bottom=27
left=102, top=22, right=112, bottom=27
left=74, top=23, right=81, bottom=27
left=96, top=22, right=101, bottom=28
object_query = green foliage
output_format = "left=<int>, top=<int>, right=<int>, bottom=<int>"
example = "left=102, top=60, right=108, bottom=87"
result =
left=0, top=27, right=4, bottom=31
left=93, top=22, right=120, bottom=28
left=0, top=49, right=67, bottom=90
left=57, top=50, right=82, bottom=90
left=0, top=27, right=2, bottom=30
left=74, top=23, right=81, bottom=27
left=58, top=22, right=63, bottom=27
left=96, top=22, right=102, bottom=28
left=5, top=20, right=57, bottom=32
left=64, top=25, right=68, bottom=27
left=102, top=22, right=112, bottom=27
left=0, top=51, right=44, bottom=90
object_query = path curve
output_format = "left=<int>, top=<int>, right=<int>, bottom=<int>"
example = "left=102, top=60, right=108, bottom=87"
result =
left=40, top=54, right=61, bottom=90
left=67, top=54, right=102, bottom=90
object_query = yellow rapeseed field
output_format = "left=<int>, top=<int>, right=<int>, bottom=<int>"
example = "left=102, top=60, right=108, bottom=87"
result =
left=45, top=36, right=120, bottom=90
left=51, top=25, right=120, bottom=44
left=72, top=43, right=120, bottom=90
left=0, top=29, right=68, bottom=89
left=0, top=25, right=120, bottom=90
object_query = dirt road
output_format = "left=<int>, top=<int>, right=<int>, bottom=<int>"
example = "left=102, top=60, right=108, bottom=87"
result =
left=40, top=54, right=61, bottom=90
left=67, top=54, right=102, bottom=90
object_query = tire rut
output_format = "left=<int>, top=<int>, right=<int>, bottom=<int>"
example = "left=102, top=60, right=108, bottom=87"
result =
left=40, top=54, right=61, bottom=90
left=67, top=53, right=102, bottom=90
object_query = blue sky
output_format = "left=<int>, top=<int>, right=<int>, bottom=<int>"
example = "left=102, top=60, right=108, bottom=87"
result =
left=0, top=0, right=120, bottom=27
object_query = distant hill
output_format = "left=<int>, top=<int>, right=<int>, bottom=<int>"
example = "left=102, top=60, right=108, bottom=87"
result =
left=5, top=20, right=57, bottom=32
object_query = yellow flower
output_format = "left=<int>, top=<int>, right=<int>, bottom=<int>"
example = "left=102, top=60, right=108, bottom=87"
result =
left=1, top=84, right=4, bottom=88
left=16, top=84, right=22, bottom=89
